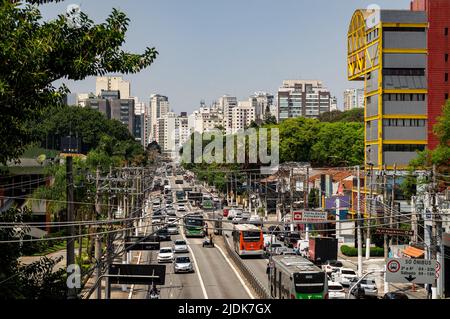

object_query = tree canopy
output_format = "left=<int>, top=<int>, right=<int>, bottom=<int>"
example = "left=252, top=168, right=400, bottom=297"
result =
left=318, top=108, right=364, bottom=123
left=0, top=0, right=158, bottom=165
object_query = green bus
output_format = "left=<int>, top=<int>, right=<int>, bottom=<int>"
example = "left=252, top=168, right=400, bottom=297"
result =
left=183, top=214, right=205, bottom=237
left=269, top=255, right=328, bottom=299
left=201, top=199, right=214, bottom=210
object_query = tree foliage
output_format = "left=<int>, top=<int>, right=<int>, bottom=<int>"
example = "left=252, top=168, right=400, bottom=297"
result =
left=0, top=0, right=158, bottom=165
left=318, top=108, right=364, bottom=123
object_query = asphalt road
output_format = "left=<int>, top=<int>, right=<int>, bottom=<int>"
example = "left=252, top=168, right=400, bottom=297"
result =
left=130, top=176, right=250, bottom=299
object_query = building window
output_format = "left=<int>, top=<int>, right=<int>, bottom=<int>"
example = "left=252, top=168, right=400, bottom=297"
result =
left=445, top=27, right=449, bottom=36
left=446, top=93, right=449, bottom=101
left=446, top=73, right=449, bottom=82
left=383, top=144, right=426, bottom=152
left=383, top=68, right=425, bottom=76
left=445, top=53, right=449, bottom=63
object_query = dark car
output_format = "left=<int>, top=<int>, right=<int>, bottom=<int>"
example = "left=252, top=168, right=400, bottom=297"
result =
left=284, top=233, right=301, bottom=248
left=382, top=292, right=409, bottom=299
left=156, top=228, right=171, bottom=241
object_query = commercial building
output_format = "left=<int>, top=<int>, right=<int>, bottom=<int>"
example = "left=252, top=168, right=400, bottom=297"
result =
left=96, top=76, right=130, bottom=99
left=344, top=88, right=365, bottom=111
left=277, top=80, right=332, bottom=120
left=348, top=8, right=426, bottom=170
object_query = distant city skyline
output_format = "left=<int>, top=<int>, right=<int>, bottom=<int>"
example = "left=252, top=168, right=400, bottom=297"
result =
left=41, top=0, right=411, bottom=112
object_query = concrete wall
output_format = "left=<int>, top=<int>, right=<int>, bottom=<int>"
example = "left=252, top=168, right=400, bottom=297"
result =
left=383, top=151, right=420, bottom=166
left=383, top=31, right=426, bottom=49
left=383, top=100, right=426, bottom=114
left=366, top=94, right=379, bottom=117
left=366, top=144, right=379, bottom=166
left=366, top=120, right=379, bottom=141
left=383, top=53, right=427, bottom=69
left=383, top=126, right=427, bottom=140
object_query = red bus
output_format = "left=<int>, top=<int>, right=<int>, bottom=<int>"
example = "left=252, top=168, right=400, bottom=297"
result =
left=232, top=224, right=264, bottom=257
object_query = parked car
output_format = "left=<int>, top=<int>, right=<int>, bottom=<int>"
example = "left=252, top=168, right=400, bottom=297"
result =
left=167, top=224, right=179, bottom=235
left=322, top=260, right=344, bottom=274
left=173, top=256, right=194, bottom=273
left=157, top=247, right=174, bottom=263
left=334, top=268, right=358, bottom=287
left=382, top=292, right=409, bottom=299
left=174, top=240, right=189, bottom=253
left=328, top=281, right=346, bottom=299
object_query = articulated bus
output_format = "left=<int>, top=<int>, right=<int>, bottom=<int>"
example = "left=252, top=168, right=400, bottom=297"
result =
left=232, top=224, right=264, bottom=257
left=269, top=255, right=328, bottom=299
left=183, top=213, right=205, bottom=238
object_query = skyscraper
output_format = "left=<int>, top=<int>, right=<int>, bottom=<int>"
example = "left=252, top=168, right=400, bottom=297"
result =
left=96, top=76, right=131, bottom=99
left=149, top=94, right=170, bottom=142
left=277, top=80, right=332, bottom=121
left=343, top=88, right=365, bottom=111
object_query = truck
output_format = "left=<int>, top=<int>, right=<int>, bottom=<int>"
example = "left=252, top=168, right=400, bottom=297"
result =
left=308, top=237, right=338, bottom=265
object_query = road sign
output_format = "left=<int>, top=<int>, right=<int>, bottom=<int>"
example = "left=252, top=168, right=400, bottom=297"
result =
left=386, top=258, right=437, bottom=284
left=292, top=211, right=327, bottom=223
left=109, top=264, right=166, bottom=285
left=376, top=228, right=414, bottom=237
left=125, top=236, right=161, bottom=251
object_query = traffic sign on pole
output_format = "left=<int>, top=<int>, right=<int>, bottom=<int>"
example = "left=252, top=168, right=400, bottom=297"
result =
left=386, top=258, right=437, bottom=284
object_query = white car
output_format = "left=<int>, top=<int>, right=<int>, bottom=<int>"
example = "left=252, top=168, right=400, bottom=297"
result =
left=174, top=240, right=189, bottom=253
left=328, top=281, right=346, bottom=299
left=174, top=256, right=194, bottom=273
left=167, top=224, right=179, bottom=235
left=177, top=205, right=186, bottom=212
left=334, top=268, right=358, bottom=287
left=322, top=260, right=344, bottom=274
left=356, top=279, right=378, bottom=298
left=157, top=247, right=174, bottom=263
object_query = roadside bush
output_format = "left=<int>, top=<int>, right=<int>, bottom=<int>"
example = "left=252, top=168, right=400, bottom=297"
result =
left=341, top=245, right=384, bottom=257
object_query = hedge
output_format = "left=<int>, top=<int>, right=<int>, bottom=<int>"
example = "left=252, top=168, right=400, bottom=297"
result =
left=341, top=245, right=384, bottom=257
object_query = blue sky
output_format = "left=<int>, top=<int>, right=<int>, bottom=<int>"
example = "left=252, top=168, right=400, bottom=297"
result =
left=41, top=0, right=412, bottom=112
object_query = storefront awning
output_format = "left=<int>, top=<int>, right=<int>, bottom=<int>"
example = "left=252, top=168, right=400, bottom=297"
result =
left=403, top=246, right=425, bottom=258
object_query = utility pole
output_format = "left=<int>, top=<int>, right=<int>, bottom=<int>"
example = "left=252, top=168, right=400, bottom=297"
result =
left=356, top=165, right=363, bottom=277
left=95, top=235, right=102, bottom=299
left=289, top=167, right=294, bottom=232
left=431, top=164, right=443, bottom=299
left=383, top=164, right=389, bottom=260
left=66, top=156, right=77, bottom=299
left=105, top=166, right=112, bottom=299
left=366, top=165, right=373, bottom=260
left=390, top=164, right=397, bottom=247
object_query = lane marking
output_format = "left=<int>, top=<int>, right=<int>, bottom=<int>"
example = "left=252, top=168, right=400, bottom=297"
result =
left=181, top=224, right=208, bottom=299
left=215, top=244, right=255, bottom=299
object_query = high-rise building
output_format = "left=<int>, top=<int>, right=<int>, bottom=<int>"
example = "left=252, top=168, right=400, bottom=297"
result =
left=249, top=92, right=274, bottom=123
left=410, top=0, right=450, bottom=151
left=96, top=76, right=130, bottom=99
left=188, top=102, right=223, bottom=134
left=277, top=80, right=332, bottom=121
left=156, top=112, right=190, bottom=160
left=218, top=95, right=238, bottom=135
left=232, top=101, right=256, bottom=133
left=149, top=94, right=170, bottom=142
left=347, top=6, right=435, bottom=169
left=343, top=88, right=365, bottom=111
left=330, top=97, right=339, bottom=111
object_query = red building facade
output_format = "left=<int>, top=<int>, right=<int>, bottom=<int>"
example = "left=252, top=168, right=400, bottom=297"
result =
left=411, top=0, right=450, bottom=150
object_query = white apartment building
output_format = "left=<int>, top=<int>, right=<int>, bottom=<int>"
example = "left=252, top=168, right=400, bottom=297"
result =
left=330, top=96, right=338, bottom=111
left=76, top=93, right=91, bottom=107
left=343, top=88, right=364, bottom=111
left=96, top=76, right=130, bottom=99
left=156, top=112, right=190, bottom=160
left=149, top=94, right=169, bottom=142
left=188, top=103, right=223, bottom=134
left=231, top=101, right=256, bottom=133
left=218, top=95, right=238, bottom=135
left=249, top=92, right=274, bottom=123
left=278, top=80, right=332, bottom=120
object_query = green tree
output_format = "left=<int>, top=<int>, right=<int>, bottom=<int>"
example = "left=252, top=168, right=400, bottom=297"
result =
left=0, top=0, right=158, bottom=165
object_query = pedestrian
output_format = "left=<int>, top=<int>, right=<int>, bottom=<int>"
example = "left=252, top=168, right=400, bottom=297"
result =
left=426, top=284, right=432, bottom=299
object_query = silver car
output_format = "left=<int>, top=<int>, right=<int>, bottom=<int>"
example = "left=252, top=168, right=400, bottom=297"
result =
left=174, top=240, right=188, bottom=253
left=174, top=256, right=194, bottom=273
left=358, top=279, right=378, bottom=298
